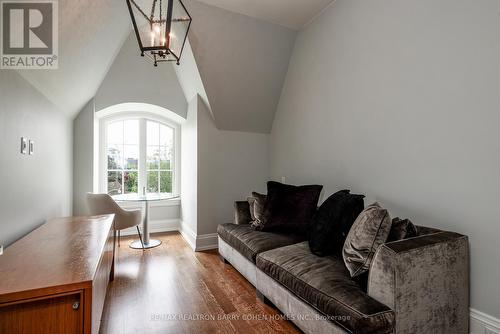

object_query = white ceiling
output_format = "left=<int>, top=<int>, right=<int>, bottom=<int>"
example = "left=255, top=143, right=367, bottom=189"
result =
left=184, top=0, right=296, bottom=132
left=17, top=0, right=131, bottom=117
left=13, top=0, right=312, bottom=132
left=194, top=0, right=335, bottom=30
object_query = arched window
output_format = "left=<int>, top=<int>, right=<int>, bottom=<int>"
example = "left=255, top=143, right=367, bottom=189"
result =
left=97, top=104, right=181, bottom=197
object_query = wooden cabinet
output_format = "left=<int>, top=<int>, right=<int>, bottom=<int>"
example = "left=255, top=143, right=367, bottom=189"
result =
left=0, top=215, right=115, bottom=334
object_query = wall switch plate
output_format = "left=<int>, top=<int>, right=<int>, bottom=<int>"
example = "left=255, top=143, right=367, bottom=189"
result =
left=29, top=140, right=34, bottom=155
left=20, top=137, right=27, bottom=154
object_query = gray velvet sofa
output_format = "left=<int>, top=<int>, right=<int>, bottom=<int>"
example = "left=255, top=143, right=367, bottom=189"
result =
left=217, top=201, right=469, bottom=334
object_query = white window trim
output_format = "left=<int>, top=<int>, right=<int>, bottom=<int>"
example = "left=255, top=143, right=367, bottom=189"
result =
left=97, top=110, right=181, bottom=197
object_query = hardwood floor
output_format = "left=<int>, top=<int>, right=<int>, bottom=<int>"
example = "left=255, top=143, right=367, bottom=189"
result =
left=99, top=232, right=301, bottom=334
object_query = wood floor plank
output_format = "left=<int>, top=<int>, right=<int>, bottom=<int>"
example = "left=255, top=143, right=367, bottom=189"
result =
left=99, top=232, right=301, bottom=334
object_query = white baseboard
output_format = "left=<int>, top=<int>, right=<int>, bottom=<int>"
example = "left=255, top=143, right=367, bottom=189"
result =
left=178, top=222, right=218, bottom=251
left=471, top=309, right=500, bottom=334
left=195, top=233, right=218, bottom=251
left=179, top=222, right=197, bottom=250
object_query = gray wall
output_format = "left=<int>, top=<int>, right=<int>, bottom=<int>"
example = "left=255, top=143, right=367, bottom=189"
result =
left=180, top=94, right=269, bottom=237
left=95, top=32, right=188, bottom=118
left=73, top=99, right=95, bottom=216
left=180, top=95, right=199, bottom=235
left=0, top=71, right=72, bottom=246
left=197, top=95, right=268, bottom=235
left=270, top=0, right=500, bottom=319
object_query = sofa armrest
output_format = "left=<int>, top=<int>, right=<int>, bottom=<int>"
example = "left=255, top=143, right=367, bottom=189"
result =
left=368, top=231, right=469, bottom=333
left=234, top=201, right=252, bottom=225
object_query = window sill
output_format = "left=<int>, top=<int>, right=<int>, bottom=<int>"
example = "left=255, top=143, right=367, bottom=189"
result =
left=150, top=197, right=181, bottom=207
left=118, top=197, right=181, bottom=209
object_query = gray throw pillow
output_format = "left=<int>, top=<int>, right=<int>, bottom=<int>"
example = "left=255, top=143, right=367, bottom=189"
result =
left=247, top=192, right=267, bottom=229
left=343, top=202, right=392, bottom=277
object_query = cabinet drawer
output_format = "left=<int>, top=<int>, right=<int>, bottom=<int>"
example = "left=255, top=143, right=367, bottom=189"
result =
left=0, top=291, right=84, bottom=334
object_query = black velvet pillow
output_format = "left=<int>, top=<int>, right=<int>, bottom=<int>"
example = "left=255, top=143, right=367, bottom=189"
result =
left=256, top=181, right=323, bottom=233
left=309, top=190, right=365, bottom=256
left=387, top=218, right=417, bottom=242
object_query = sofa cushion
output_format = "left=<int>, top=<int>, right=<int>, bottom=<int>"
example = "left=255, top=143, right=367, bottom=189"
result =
left=343, top=203, right=392, bottom=277
left=257, top=181, right=323, bottom=233
left=256, top=242, right=395, bottom=334
left=309, top=190, right=365, bottom=257
left=217, top=223, right=304, bottom=263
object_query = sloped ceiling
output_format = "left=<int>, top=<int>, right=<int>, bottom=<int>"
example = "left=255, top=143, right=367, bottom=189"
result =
left=17, top=0, right=131, bottom=117
left=195, top=0, right=335, bottom=30
left=184, top=0, right=297, bottom=133
left=14, top=0, right=302, bottom=133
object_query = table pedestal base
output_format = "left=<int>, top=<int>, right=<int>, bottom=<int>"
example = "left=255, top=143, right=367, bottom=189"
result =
left=129, top=239, right=162, bottom=249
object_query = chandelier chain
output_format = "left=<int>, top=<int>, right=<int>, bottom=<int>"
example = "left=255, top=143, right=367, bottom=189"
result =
left=150, top=0, right=157, bottom=22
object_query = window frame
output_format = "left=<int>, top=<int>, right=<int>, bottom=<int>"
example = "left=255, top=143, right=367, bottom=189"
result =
left=105, top=119, right=140, bottom=195
left=98, top=111, right=181, bottom=197
left=145, top=119, right=175, bottom=194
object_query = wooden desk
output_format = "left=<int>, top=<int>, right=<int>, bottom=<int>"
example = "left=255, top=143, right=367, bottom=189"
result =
left=0, top=215, right=115, bottom=334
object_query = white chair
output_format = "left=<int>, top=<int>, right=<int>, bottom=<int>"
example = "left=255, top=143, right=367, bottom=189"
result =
left=86, top=193, right=144, bottom=249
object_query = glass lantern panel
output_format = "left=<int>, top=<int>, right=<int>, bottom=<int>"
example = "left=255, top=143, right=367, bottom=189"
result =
left=169, top=0, right=190, bottom=58
left=129, top=0, right=170, bottom=49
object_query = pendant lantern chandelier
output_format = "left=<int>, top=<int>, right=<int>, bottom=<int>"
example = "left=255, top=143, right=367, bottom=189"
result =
left=126, top=0, right=192, bottom=66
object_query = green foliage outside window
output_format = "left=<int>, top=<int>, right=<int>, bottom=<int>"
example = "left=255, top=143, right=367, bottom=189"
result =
left=124, top=172, right=138, bottom=193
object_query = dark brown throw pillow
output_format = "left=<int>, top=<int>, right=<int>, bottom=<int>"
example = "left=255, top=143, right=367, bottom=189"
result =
left=247, top=192, right=267, bottom=229
left=343, top=202, right=392, bottom=277
left=256, top=181, right=323, bottom=233
left=387, top=217, right=417, bottom=242
left=309, top=190, right=365, bottom=256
